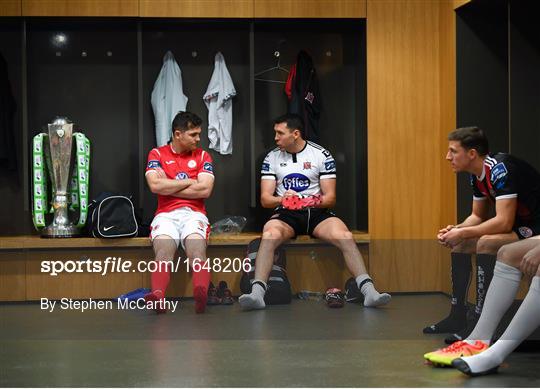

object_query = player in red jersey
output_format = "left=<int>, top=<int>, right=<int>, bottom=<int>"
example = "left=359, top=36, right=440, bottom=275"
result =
left=144, top=112, right=215, bottom=314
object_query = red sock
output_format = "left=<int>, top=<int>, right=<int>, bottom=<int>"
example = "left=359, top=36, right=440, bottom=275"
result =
left=151, top=262, right=170, bottom=297
left=192, top=269, right=210, bottom=314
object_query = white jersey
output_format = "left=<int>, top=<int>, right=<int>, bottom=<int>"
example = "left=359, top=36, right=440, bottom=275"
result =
left=261, top=141, right=336, bottom=196
left=151, top=51, right=188, bottom=147
left=203, top=52, right=236, bottom=155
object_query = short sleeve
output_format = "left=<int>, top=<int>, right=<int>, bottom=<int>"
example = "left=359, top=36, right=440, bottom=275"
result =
left=198, top=150, right=214, bottom=177
left=145, top=148, right=162, bottom=175
left=491, top=160, right=517, bottom=200
left=319, top=148, right=336, bottom=179
left=261, top=152, right=276, bottom=180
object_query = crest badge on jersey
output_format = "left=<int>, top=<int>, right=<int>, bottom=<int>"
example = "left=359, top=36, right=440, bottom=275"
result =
left=518, top=226, right=533, bottom=239
left=303, top=162, right=312, bottom=170
left=188, top=160, right=197, bottom=169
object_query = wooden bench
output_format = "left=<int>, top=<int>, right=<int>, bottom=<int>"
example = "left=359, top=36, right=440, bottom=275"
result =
left=0, top=232, right=370, bottom=249
left=0, top=232, right=370, bottom=301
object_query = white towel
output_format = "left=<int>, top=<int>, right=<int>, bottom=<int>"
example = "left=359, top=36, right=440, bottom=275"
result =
left=151, top=51, right=188, bottom=147
left=203, top=52, right=236, bottom=155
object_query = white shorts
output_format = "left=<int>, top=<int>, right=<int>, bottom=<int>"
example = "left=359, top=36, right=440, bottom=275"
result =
left=150, top=207, right=210, bottom=250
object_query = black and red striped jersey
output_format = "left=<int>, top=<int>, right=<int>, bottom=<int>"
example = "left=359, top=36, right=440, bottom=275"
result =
left=471, top=153, right=540, bottom=224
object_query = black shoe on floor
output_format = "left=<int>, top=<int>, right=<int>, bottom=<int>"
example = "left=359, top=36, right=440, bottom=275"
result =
left=344, top=277, right=364, bottom=304
left=444, top=309, right=481, bottom=344
left=423, top=304, right=467, bottom=334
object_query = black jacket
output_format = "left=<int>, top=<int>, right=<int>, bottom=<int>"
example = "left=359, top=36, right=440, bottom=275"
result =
left=287, top=50, right=322, bottom=142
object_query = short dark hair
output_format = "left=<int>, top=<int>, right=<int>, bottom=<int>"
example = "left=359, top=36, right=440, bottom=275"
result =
left=448, top=126, right=489, bottom=156
left=273, top=113, right=304, bottom=138
left=172, top=111, right=202, bottom=133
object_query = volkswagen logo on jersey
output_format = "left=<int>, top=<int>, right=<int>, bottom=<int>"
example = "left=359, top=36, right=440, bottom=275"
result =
left=176, top=172, right=189, bottom=180
left=283, top=173, right=310, bottom=192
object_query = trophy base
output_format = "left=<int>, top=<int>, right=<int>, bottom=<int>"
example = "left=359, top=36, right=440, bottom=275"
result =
left=41, top=224, right=81, bottom=238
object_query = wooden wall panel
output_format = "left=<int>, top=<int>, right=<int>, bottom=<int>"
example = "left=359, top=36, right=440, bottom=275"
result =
left=439, top=0, right=458, bottom=294
left=140, top=0, right=253, bottom=18
left=22, top=0, right=138, bottom=16
left=367, top=0, right=457, bottom=291
left=0, top=253, right=26, bottom=301
left=0, top=0, right=21, bottom=16
left=254, top=0, right=366, bottom=18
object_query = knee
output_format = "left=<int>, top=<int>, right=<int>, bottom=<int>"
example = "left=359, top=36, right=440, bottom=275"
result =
left=341, top=230, right=354, bottom=241
left=451, top=239, right=474, bottom=254
left=496, top=244, right=521, bottom=268
left=331, top=230, right=353, bottom=242
left=262, top=227, right=284, bottom=245
left=497, top=244, right=511, bottom=264
left=476, top=235, right=502, bottom=254
left=327, top=228, right=354, bottom=241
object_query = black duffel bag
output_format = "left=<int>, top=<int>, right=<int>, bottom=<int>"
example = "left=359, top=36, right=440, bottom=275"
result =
left=240, top=238, right=292, bottom=305
left=87, top=192, right=138, bottom=238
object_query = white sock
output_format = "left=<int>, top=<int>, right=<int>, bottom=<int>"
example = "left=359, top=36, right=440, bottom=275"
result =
left=356, top=274, right=391, bottom=307
left=238, top=280, right=266, bottom=311
left=467, top=262, right=522, bottom=344
left=461, top=276, right=540, bottom=374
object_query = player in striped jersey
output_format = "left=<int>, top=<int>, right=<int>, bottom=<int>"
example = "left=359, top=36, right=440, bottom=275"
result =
left=424, top=126, right=540, bottom=346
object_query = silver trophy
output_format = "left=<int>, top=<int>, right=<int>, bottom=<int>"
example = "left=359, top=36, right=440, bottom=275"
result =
left=42, top=117, right=80, bottom=237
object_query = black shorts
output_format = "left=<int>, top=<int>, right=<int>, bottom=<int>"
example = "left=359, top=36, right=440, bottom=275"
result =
left=269, top=207, right=337, bottom=237
left=514, top=220, right=540, bottom=239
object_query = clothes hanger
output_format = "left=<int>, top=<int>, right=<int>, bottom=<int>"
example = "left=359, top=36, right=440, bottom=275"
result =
left=254, top=50, right=289, bottom=84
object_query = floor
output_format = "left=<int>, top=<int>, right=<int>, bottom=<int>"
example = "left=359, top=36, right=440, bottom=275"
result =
left=1, top=294, right=539, bottom=387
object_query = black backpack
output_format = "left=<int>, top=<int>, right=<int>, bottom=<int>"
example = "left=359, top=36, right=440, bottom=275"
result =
left=87, top=192, right=138, bottom=238
left=240, top=238, right=292, bottom=305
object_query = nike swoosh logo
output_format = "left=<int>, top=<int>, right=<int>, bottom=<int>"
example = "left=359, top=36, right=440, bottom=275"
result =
left=103, top=226, right=115, bottom=231
left=165, top=161, right=175, bottom=165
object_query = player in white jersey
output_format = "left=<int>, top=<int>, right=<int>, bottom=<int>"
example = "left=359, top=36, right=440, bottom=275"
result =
left=239, top=114, right=391, bottom=310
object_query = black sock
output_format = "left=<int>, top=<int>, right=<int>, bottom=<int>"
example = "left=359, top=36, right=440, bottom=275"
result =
left=475, top=254, right=496, bottom=315
left=451, top=252, right=473, bottom=307
left=423, top=252, right=471, bottom=334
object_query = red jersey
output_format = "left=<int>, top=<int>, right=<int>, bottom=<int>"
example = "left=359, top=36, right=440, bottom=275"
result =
left=145, top=144, right=214, bottom=216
